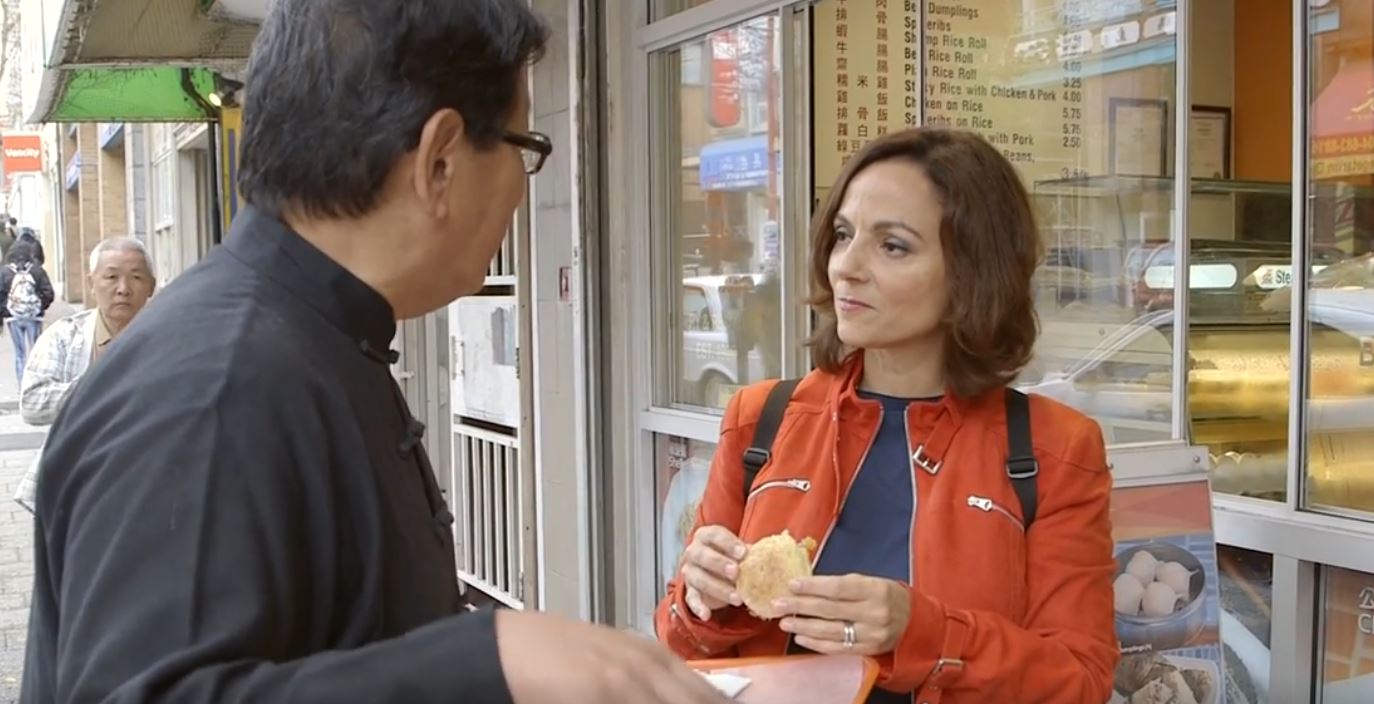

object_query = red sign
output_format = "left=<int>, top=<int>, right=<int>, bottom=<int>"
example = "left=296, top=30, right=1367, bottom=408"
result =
left=1314, top=134, right=1374, bottom=157
left=1, top=134, right=43, bottom=175
left=706, top=30, right=741, bottom=129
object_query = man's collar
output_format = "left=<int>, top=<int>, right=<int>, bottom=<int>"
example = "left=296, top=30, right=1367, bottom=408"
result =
left=93, top=311, right=114, bottom=348
left=222, top=206, right=397, bottom=357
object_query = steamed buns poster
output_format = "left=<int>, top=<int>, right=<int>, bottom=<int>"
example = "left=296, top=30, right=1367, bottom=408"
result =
left=1109, top=480, right=1225, bottom=704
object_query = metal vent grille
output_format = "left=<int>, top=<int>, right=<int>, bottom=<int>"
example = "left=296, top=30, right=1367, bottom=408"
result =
left=486, top=231, right=517, bottom=283
left=453, top=424, right=524, bottom=608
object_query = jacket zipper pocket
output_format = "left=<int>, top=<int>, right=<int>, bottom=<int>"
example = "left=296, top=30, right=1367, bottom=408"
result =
left=967, top=495, right=1025, bottom=532
left=747, top=478, right=811, bottom=500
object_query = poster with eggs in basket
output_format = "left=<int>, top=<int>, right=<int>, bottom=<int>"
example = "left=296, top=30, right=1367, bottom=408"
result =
left=1109, top=473, right=1224, bottom=704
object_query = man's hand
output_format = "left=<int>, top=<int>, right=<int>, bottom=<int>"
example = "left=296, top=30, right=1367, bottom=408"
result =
left=496, top=610, right=729, bottom=704
left=771, top=574, right=911, bottom=655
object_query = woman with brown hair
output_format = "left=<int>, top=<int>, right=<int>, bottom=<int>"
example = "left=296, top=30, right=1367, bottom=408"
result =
left=656, top=128, right=1118, bottom=703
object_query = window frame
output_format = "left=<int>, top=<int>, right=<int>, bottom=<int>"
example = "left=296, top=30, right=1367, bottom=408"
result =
left=644, top=2, right=809, bottom=422
left=604, top=5, right=1374, bottom=701
left=622, top=0, right=813, bottom=633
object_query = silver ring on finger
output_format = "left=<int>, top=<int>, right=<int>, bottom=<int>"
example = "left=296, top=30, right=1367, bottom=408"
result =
left=842, top=621, right=856, bottom=649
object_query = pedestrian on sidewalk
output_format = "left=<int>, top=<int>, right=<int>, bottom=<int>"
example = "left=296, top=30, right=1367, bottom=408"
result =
left=21, top=1, right=725, bottom=704
left=9, top=228, right=46, bottom=266
left=0, top=245, right=55, bottom=384
left=0, top=216, right=17, bottom=260
left=9, top=227, right=45, bottom=267
left=12, top=237, right=156, bottom=513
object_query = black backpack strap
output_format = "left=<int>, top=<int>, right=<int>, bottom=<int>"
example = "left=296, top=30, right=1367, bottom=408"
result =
left=741, top=378, right=801, bottom=502
left=1004, top=388, right=1039, bottom=529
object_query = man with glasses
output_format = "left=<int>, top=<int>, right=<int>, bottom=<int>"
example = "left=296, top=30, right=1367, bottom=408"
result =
left=22, top=2, right=723, bottom=703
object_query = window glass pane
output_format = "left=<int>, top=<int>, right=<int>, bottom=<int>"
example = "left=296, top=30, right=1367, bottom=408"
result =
left=1321, top=566, right=1374, bottom=702
left=811, top=0, right=1177, bottom=444
left=1218, top=546, right=1272, bottom=704
left=1303, top=0, right=1374, bottom=515
left=682, top=286, right=714, bottom=331
left=654, top=434, right=719, bottom=597
left=650, top=0, right=715, bottom=22
left=1186, top=0, right=1295, bottom=504
left=653, top=16, right=784, bottom=410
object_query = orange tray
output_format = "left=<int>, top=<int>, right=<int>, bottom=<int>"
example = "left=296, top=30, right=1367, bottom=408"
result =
left=689, top=654, right=879, bottom=704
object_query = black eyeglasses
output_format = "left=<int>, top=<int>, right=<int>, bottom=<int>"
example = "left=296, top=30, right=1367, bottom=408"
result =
left=502, top=130, right=553, bottom=175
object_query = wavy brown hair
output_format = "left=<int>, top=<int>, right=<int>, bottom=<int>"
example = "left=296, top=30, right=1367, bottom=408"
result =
left=808, top=128, right=1042, bottom=398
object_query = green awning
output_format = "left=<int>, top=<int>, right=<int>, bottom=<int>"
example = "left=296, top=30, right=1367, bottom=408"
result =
left=35, top=67, right=218, bottom=123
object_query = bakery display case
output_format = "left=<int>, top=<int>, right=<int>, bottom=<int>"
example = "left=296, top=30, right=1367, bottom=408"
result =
left=1021, top=175, right=1374, bottom=507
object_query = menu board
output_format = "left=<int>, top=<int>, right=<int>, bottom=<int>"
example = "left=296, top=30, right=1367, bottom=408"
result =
left=920, top=1, right=1088, bottom=183
left=813, top=0, right=921, bottom=193
left=814, top=0, right=1178, bottom=192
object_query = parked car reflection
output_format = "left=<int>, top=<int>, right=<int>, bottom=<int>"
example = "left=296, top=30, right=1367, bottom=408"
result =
left=1120, top=239, right=1345, bottom=314
left=1022, top=287, right=1374, bottom=503
left=679, top=274, right=770, bottom=408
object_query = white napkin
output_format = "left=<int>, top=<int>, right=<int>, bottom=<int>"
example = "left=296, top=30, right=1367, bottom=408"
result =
left=701, top=672, right=752, bottom=699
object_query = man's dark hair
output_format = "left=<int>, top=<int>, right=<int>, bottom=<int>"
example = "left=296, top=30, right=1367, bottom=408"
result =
left=238, top=0, right=548, bottom=219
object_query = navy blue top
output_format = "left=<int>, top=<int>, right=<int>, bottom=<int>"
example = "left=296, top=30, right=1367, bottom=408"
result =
left=813, top=392, right=921, bottom=583
left=803, top=391, right=937, bottom=703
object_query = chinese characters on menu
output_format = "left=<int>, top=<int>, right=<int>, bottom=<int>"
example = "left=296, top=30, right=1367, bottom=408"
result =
left=819, top=0, right=1097, bottom=185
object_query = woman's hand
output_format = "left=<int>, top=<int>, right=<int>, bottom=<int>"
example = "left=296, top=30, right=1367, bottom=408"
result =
left=679, top=525, right=748, bottom=621
left=772, top=574, right=911, bottom=655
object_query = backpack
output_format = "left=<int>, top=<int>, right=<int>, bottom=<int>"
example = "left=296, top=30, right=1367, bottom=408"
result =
left=741, top=381, right=1041, bottom=529
left=7, top=262, right=43, bottom=320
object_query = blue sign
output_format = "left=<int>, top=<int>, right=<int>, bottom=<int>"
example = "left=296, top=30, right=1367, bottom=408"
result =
left=64, top=152, right=81, bottom=192
left=699, top=135, right=775, bottom=191
left=99, top=123, right=125, bottom=150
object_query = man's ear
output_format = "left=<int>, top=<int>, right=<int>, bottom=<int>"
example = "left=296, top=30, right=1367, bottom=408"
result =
left=411, top=109, right=467, bottom=221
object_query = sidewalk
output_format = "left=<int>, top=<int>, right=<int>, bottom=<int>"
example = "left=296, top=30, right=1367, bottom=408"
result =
left=0, top=450, right=36, bottom=703
left=0, top=299, right=78, bottom=701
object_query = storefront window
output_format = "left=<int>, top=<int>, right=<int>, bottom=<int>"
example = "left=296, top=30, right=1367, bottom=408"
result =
left=1303, top=0, right=1374, bottom=516
left=1321, top=566, right=1374, bottom=701
left=654, top=434, right=719, bottom=596
left=1218, top=546, right=1273, bottom=704
left=1185, top=0, right=1297, bottom=504
left=652, top=16, right=784, bottom=411
left=812, top=0, right=1178, bottom=443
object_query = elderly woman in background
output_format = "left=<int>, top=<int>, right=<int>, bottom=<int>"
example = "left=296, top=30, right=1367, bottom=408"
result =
left=14, top=237, right=156, bottom=512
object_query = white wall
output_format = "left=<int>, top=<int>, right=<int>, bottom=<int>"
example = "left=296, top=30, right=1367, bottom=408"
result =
left=6, top=172, right=41, bottom=226
left=125, top=124, right=148, bottom=239
left=528, top=0, right=593, bottom=620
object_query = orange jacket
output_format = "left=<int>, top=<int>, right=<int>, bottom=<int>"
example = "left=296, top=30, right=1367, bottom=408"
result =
left=655, top=357, right=1119, bottom=703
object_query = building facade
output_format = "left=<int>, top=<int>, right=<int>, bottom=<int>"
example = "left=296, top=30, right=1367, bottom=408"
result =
left=2, top=0, right=61, bottom=279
